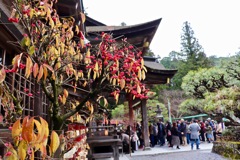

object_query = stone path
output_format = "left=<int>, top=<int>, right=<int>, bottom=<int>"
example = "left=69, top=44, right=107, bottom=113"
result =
left=127, top=149, right=227, bottom=160
left=98, top=142, right=228, bottom=160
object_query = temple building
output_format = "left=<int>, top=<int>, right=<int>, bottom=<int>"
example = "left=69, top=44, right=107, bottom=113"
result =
left=0, top=0, right=177, bottom=156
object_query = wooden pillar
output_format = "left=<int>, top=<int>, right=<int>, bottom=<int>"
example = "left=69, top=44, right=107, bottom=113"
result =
left=128, top=94, right=134, bottom=127
left=141, top=99, right=151, bottom=150
left=34, top=83, right=42, bottom=116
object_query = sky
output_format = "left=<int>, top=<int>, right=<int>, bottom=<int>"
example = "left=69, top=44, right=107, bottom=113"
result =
left=83, top=0, right=240, bottom=58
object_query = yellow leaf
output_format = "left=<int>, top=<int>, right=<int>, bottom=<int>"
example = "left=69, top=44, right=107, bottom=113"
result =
left=25, top=37, right=31, bottom=47
left=112, top=78, right=116, bottom=86
left=50, top=131, right=60, bottom=155
left=38, top=117, right=49, bottom=145
left=89, top=104, right=94, bottom=114
left=63, top=89, right=68, bottom=98
left=22, top=117, right=34, bottom=143
left=120, top=79, right=125, bottom=90
left=71, top=103, right=76, bottom=109
left=49, top=17, right=54, bottom=29
left=54, top=62, right=61, bottom=71
left=69, top=116, right=74, bottom=123
left=37, top=65, right=43, bottom=82
left=43, top=63, right=54, bottom=72
left=46, top=8, right=51, bottom=19
left=93, top=71, right=96, bottom=80
left=104, top=98, right=108, bottom=107
left=62, top=95, right=66, bottom=105
left=141, top=58, right=144, bottom=68
left=87, top=68, right=92, bottom=79
left=18, top=141, right=27, bottom=160
left=75, top=25, right=79, bottom=34
left=142, top=66, right=147, bottom=72
left=34, top=119, right=44, bottom=144
left=138, top=69, right=142, bottom=80
left=25, top=56, right=33, bottom=79
left=55, top=36, right=59, bottom=46
left=115, top=93, right=119, bottom=104
left=83, top=81, right=87, bottom=87
left=29, top=45, right=35, bottom=56
left=85, top=49, right=91, bottom=64
left=33, top=63, right=39, bottom=78
left=94, top=62, right=99, bottom=72
left=80, top=12, right=86, bottom=24
left=142, top=70, right=146, bottom=80
left=76, top=114, right=81, bottom=122
left=11, top=119, right=22, bottom=145
left=0, top=68, right=6, bottom=83
left=43, top=65, right=48, bottom=80
left=29, top=9, right=34, bottom=19
left=137, top=85, right=141, bottom=94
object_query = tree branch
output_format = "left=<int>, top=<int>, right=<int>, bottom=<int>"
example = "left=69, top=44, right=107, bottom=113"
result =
left=61, top=91, right=95, bottom=121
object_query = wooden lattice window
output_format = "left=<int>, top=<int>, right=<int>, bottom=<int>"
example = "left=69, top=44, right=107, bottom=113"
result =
left=0, top=47, right=48, bottom=118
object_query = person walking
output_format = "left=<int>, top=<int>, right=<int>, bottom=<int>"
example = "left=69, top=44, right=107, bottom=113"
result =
left=153, top=123, right=158, bottom=146
left=212, top=120, right=217, bottom=141
left=157, top=119, right=166, bottom=146
left=179, top=119, right=187, bottom=146
left=136, top=122, right=143, bottom=149
left=149, top=123, right=155, bottom=147
left=205, top=123, right=213, bottom=143
left=200, top=121, right=206, bottom=142
left=171, top=122, right=180, bottom=149
left=165, top=121, right=172, bottom=147
left=216, top=120, right=225, bottom=140
left=177, top=120, right=183, bottom=145
left=186, top=121, right=191, bottom=144
left=189, top=119, right=200, bottom=150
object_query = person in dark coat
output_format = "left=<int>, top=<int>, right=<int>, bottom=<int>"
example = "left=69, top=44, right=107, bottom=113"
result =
left=149, top=123, right=155, bottom=147
left=179, top=119, right=187, bottom=146
left=136, top=122, right=143, bottom=149
left=165, top=121, right=172, bottom=147
left=157, top=119, right=166, bottom=146
left=171, top=122, right=180, bottom=149
left=200, top=121, right=206, bottom=142
left=153, top=123, right=158, bottom=146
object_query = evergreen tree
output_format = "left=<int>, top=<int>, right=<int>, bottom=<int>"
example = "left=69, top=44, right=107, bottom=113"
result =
left=172, top=21, right=212, bottom=89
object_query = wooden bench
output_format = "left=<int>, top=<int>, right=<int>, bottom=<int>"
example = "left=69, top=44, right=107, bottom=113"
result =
left=89, top=152, right=114, bottom=159
left=87, top=138, right=122, bottom=160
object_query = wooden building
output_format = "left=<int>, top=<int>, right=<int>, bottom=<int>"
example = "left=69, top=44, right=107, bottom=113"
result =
left=84, top=16, right=177, bottom=149
left=0, top=0, right=177, bottom=156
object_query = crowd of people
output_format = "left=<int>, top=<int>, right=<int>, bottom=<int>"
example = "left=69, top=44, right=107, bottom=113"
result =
left=120, top=118, right=226, bottom=153
left=150, top=118, right=225, bottom=150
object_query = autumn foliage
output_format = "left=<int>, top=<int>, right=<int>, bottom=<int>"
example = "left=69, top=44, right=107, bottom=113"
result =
left=1, top=0, right=148, bottom=158
left=4, top=116, right=60, bottom=160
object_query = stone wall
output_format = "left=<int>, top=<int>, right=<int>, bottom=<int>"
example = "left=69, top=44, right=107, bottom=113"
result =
left=212, top=141, right=240, bottom=159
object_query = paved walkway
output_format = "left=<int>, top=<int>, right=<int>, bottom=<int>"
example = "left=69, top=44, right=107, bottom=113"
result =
left=127, top=141, right=213, bottom=157
left=97, top=142, right=218, bottom=160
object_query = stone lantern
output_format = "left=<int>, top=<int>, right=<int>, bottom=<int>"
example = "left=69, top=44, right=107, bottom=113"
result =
left=156, top=105, right=163, bottom=121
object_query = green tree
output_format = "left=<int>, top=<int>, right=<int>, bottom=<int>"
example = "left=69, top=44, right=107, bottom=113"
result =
left=144, top=49, right=155, bottom=57
left=161, top=51, right=180, bottom=69
left=180, top=57, right=240, bottom=125
left=172, top=21, right=212, bottom=89
left=181, top=68, right=231, bottom=98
